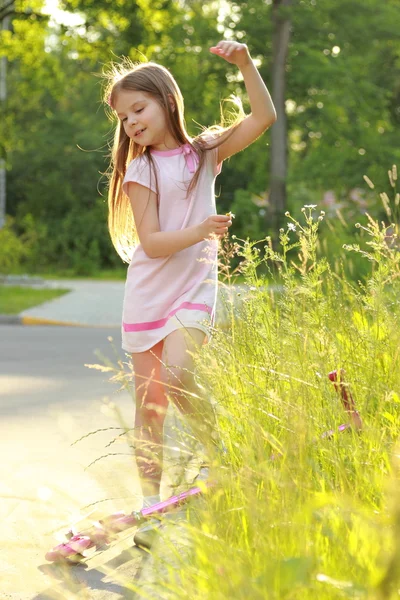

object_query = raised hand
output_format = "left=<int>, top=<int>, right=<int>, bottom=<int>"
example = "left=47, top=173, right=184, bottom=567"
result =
left=209, top=41, right=251, bottom=68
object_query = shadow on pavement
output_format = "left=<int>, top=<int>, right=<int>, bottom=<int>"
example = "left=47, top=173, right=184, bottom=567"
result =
left=34, top=546, right=149, bottom=600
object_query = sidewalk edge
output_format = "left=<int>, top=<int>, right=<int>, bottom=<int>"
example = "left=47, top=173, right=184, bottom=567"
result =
left=0, top=314, right=22, bottom=325
left=0, top=314, right=118, bottom=327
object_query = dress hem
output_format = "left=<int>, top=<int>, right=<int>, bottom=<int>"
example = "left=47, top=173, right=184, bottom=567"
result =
left=121, top=322, right=211, bottom=353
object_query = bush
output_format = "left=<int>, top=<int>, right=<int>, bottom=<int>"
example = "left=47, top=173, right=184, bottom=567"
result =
left=0, top=216, right=26, bottom=272
left=10, top=202, right=121, bottom=276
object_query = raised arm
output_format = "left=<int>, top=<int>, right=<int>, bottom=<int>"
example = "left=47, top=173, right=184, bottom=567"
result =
left=209, top=41, right=277, bottom=163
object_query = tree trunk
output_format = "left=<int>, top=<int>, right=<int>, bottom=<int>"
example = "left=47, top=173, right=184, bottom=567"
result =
left=269, top=0, right=291, bottom=240
left=0, top=4, right=12, bottom=229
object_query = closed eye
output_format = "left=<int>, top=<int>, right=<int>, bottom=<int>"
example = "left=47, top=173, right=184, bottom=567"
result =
left=121, top=108, right=144, bottom=123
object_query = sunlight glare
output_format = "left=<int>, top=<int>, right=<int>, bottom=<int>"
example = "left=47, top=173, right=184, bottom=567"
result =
left=37, top=486, right=53, bottom=501
left=43, top=0, right=85, bottom=27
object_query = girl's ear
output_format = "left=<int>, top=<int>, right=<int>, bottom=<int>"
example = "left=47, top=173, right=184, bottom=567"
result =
left=167, top=94, right=176, bottom=112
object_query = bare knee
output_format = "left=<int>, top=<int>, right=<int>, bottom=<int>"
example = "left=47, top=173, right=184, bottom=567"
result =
left=160, top=363, right=192, bottom=392
left=136, top=401, right=167, bottom=429
left=132, top=345, right=168, bottom=427
left=135, top=376, right=168, bottom=424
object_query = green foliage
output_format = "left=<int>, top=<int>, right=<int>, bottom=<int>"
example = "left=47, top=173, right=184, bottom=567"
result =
left=2, top=0, right=400, bottom=275
left=15, top=203, right=118, bottom=275
left=229, top=188, right=266, bottom=243
left=0, top=217, right=26, bottom=272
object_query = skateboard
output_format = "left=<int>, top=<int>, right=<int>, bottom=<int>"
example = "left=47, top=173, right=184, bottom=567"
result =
left=45, top=484, right=209, bottom=564
left=323, top=369, right=363, bottom=438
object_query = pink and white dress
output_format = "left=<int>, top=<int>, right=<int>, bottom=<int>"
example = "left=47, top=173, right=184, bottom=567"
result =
left=121, top=143, right=222, bottom=353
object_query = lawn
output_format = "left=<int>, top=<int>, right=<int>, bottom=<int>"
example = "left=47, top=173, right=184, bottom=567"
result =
left=0, top=285, right=70, bottom=314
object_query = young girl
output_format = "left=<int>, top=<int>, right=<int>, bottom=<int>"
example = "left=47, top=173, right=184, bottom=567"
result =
left=105, top=40, right=276, bottom=543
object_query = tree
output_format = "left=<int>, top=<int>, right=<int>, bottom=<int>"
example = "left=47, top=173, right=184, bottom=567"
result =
left=221, top=0, right=400, bottom=230
left=270, top=0, right=292, bottom=235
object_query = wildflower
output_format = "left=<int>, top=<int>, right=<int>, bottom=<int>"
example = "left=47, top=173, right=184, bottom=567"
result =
left=284, top=211, right=290, bottom=217
left=287, top=223, right=296, bottom=232
left=363, top=175, right=375, bottom=189
left=304, top=204, right=317, bottom=209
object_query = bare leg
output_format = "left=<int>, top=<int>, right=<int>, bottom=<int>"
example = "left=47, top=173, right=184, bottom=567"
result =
left=131, top=340, right=168, bottom=497
left=161, top=328, right=217, bottom=450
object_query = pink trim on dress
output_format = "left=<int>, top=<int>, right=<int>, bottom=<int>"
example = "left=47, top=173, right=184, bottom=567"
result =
left=150, top=146, right=184, bottom=156
left=123, top=301, right=212, bottom=332
left=150, top=143, right=199, bottom=173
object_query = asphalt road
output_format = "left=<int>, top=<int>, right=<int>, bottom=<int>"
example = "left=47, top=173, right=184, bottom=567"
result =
left=0, top=325, right=148, bottom=599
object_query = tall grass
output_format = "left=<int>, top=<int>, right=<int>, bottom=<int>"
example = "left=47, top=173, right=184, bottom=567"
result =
left=134, top=169, right=400, bottom=599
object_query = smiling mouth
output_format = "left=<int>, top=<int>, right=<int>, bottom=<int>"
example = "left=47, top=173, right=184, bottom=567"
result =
left=135, top=128, right=146, bottom=137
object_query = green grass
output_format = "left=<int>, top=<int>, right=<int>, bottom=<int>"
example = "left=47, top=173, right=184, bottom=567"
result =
left=3, top=268, right=128, bottom=281
left=5, top=268, right=249, bottom=284
left=0, top=285, right=70, bottom=314
left=36, top=268, right=128, bottom=280
left=163, top=203, right=399, bottom=600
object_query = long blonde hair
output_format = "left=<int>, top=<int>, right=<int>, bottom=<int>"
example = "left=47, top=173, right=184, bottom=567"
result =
left=103, top=58, right=245, bottom=263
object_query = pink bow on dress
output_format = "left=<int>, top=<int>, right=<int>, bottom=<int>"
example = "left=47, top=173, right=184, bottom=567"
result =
left=182, top=143, right=199, bottom=174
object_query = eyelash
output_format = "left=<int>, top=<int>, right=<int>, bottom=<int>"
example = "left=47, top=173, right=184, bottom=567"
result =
left=122, top=108, right=143, bottom=122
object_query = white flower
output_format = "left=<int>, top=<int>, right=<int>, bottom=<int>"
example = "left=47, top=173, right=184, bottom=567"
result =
left=287, top=223, right=296, bottom=232
left=304, top=204, right=317, bottom=209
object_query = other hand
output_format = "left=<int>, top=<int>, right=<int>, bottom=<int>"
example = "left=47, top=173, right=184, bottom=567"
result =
left=209, top=41, right=251, bottom=68
left=197, top=214, right=233, bottom=240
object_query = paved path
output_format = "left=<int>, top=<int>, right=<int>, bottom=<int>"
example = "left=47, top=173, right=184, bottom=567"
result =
left=1, top=277, right=254, bottom=328
left=20, top=279, right=125, bottom=327
left=0, top=276, right=266, bottom=597
left=0, top=325, right=199, bottom=599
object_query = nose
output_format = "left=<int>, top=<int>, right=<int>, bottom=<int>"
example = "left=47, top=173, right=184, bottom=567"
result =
left=127, top=114, right=137, bottom=127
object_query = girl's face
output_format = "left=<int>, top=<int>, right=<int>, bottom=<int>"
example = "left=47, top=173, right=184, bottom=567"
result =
left=114, top=89, right=178, bottom=151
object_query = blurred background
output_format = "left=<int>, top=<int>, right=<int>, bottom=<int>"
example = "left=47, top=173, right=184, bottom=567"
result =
left=1, top=0, right=400, bottom=280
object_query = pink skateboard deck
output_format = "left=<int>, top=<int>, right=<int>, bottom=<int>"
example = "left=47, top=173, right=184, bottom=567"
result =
left=46, top=484, right=210, bottom=563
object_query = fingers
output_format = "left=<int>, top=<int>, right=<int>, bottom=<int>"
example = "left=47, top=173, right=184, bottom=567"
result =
left=210, top=41, right=244, bottom=58
left=204, top=214, right=233, bottom=239
left=210, top=44, right=233, bottom=57
left=214, top=219, right=232, bottom=230
left=215, top=215, right=232, bottom=236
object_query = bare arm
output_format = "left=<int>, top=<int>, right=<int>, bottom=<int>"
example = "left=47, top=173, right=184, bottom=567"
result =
left=238, top=56, right=276, bottom=124
left=127, top=181, right=232, bottom=259
left=148, top=226, right=203, bottom=258
left=209, top=41, right=277, bottom=163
